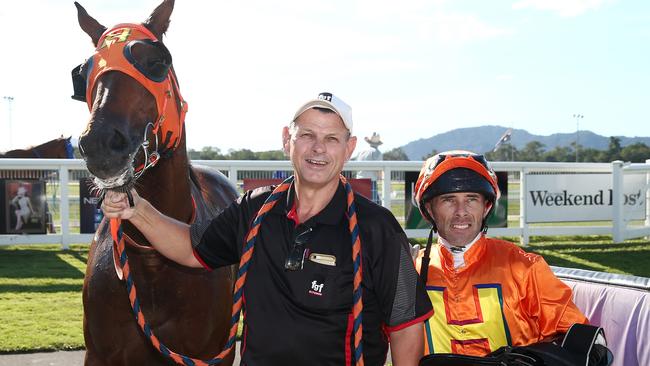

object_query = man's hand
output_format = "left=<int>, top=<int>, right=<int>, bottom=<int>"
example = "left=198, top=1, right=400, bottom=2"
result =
left=101, top=189, right=141, bottom=220
left=100, top=189, right=200, bottom=268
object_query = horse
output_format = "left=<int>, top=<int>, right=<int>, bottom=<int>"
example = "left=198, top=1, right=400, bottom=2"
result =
left=0, top=136, right=74, bottom=158
left=73, top=1, right=238, bottom=365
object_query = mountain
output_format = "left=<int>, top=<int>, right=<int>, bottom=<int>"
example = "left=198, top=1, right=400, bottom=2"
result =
left=400, top=125, right=650, bottom=160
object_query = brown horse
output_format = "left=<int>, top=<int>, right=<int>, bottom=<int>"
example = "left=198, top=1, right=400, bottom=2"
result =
left=74, top=1, right=237, bottom=365
left=0, top=136, right=74, bottom=158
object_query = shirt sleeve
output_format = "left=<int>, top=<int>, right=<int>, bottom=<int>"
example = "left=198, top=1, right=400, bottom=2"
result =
left=192, top=194, right=252, bottom=269
left=524, top=258, right=589, bottom=340
left=372, top=229, right=433, bottom=331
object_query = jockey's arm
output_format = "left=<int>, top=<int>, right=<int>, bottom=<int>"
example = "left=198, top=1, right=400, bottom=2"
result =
left=101, top=189, right=202, bottom=268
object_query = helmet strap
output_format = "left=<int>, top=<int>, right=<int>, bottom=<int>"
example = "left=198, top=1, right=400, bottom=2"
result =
left=419, top=228, right=435, bottom=284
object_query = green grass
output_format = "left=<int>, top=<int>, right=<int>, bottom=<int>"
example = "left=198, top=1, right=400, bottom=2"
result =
left=410, top=235, right=650, bottom=277
left=0, top=245, right=88, bottom=352
left=2, top=238, right=650, bottom=353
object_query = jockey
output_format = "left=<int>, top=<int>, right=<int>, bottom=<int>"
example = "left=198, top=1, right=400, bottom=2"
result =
left=413, top=151, right=589, bottom=357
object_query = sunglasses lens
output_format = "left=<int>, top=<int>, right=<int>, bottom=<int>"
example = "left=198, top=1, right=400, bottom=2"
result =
left=285, top=227, right=313, bottom=271
left=284, top=246, right=305, bottom=271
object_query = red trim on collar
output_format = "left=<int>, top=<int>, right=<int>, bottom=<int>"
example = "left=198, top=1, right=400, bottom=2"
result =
left=287, top=200, right=299, bottom=227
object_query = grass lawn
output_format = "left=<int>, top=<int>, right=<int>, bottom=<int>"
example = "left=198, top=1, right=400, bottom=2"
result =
left=1, top=238, right=650, bottom=353
left=0, top=245, right=88, bottom=352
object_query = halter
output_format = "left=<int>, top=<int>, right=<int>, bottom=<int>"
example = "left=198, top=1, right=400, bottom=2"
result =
left=72, top=23, right=188, bottom=174
left=109, top=175, right=365, bottom=365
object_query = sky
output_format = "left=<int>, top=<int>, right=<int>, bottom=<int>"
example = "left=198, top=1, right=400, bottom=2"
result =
left=0, top=0, right=648, bottom=153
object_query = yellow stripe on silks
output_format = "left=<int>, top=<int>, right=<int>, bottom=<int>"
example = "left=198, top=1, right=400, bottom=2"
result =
left=424, top=285, right=509, bottom=355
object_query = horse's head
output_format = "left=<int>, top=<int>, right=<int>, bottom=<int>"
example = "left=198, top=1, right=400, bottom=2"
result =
left=73, top=0, right=187, bottom=190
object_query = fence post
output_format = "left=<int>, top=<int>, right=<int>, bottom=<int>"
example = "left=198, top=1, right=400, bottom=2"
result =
left=383, top=166, right=392, bottom=210
left=60, top=165, right=70, bottom=250
left=520, top=168, right=529, bottom=246
left=228, top=167, right=238, bottom=189
left=612, top=160, right=625, bottom=243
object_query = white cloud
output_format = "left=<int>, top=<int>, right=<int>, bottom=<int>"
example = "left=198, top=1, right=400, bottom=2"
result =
left=512, top=0, right=611, bottom=17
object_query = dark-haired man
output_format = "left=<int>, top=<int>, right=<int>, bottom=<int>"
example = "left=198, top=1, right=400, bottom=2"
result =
left=413, top=151, right=588, bottom=357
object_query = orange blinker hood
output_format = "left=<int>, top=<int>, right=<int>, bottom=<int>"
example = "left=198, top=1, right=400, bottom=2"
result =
left=83, top=23, right=187, bottom=152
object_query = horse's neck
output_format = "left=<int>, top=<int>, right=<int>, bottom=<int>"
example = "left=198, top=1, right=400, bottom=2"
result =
left=123, top=142, right=194, bottom=245
left=0, top=150, right=29, bottom=158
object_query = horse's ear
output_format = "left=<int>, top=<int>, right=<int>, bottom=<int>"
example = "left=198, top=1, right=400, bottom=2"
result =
left=75, top=2, right=106, bottom=47
left=144, top=0, right=174, bottom=40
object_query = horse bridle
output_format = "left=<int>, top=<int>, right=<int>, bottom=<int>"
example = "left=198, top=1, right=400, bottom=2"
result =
left=72, top=23, right=188, bottom=178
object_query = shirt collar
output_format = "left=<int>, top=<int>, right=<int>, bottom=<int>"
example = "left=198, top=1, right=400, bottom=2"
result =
left=271, top=180, right=347, bottom=226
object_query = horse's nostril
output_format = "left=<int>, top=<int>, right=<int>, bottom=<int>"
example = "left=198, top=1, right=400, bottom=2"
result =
left=108, top=128, right=129, bottom=152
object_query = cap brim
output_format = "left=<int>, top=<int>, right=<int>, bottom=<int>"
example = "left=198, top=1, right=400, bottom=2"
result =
left=293, top=100, right=352, bottom=132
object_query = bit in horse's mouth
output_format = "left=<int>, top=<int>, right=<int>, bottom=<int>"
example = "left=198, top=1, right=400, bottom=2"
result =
left=89, top=164, right=136, bottom=201
left=87, top=149, right=143, bottom=195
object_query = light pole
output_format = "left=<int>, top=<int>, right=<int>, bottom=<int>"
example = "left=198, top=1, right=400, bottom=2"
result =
left=573, top=114, right=583, bottom=162
left=3, top=96, right=14, bottom=150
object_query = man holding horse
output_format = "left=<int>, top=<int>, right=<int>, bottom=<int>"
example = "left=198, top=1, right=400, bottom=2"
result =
left=102, top=92, right=433, bottom=366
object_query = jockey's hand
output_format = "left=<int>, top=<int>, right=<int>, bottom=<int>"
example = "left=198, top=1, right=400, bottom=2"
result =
left=101, top=189, right=141, bottom=220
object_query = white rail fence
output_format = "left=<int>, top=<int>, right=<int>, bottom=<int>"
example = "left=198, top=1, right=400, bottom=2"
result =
left=1, top=158, right=649, bottom=248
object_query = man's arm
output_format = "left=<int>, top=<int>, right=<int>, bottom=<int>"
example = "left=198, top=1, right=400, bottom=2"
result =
left=101, top=190, right=202, bottom=268
left=390, top=322, right=424, bottom=366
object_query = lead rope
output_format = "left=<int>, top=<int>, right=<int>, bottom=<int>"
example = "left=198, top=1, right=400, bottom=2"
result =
left=109, top=174, right=364, bottom=365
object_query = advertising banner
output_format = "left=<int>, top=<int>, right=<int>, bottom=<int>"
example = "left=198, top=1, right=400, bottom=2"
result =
left=80, top=177, right=104, bottom=233
left=525, top=173, right=647, bottom=223
left=0, top=179, right=47, bottom=234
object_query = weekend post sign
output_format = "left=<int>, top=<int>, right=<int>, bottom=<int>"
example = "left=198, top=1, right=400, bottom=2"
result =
left=525, top=173, right=647, bottom=223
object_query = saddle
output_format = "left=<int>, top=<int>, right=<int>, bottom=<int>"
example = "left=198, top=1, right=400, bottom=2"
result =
left=419, top=324, right=613, bottom=366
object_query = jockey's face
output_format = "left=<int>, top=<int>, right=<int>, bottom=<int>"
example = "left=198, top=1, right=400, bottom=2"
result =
left=426, top=192, right=492, bottom=247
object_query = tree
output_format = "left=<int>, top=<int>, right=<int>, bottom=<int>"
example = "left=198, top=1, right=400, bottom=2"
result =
left=227, top=149, right=258, bottom=160
left=606, top=137, right=623, bottom=161
left=486, top=143, right=518, bottom=161
left=188, top=146, right=225, bottom=160
left=518, top=141, right=545, bottom=161
left=578, top=147, right=605, bottom=162
left=621, top=142, right=650, bottom=163
left=421, top=149, right=438, bottom=160
left=257, top=150, right=288, bottom=160
left=383, top=147, right=409, bottom=161
left=543, top=146, right=573, bottom=162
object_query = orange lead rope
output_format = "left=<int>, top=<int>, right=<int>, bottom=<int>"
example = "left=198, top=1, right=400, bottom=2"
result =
left=109, top=174, right=365, bottom=365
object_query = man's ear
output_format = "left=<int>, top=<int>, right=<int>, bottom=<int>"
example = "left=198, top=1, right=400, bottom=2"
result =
left=484, top=202, right=494, bottom=218
left=345, top=136, right=357, bottom=160
left=282, top=126, right=291, bottom=155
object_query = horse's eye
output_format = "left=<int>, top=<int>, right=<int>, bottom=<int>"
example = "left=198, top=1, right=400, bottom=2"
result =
left=124, top=40, right=172, bottom=82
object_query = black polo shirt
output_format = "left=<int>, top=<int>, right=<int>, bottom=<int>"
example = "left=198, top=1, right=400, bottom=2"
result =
left=192, top=182, right=432, bottom=366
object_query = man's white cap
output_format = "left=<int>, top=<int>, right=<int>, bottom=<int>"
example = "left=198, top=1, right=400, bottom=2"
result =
left=293, top=92, right=353, bottom=133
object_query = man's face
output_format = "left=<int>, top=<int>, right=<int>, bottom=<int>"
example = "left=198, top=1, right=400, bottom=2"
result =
left=283, top=108, right=357, bottom=190
left=426, top=192, right=492, bottom=247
